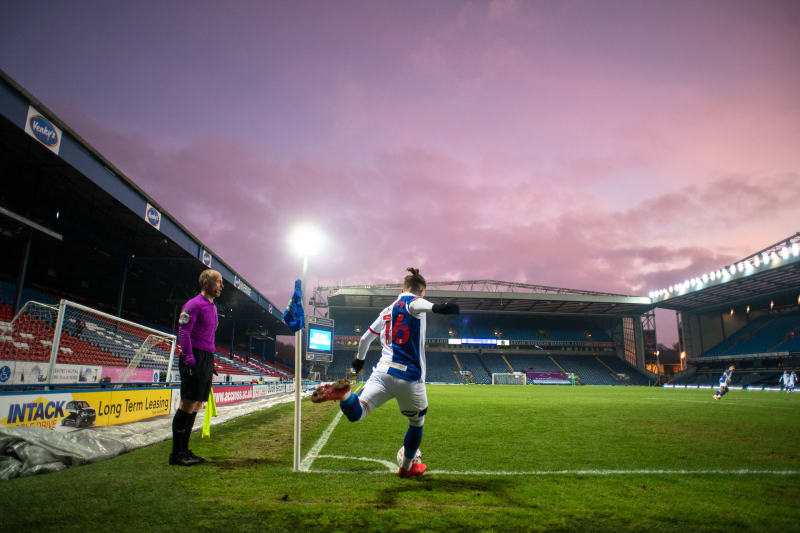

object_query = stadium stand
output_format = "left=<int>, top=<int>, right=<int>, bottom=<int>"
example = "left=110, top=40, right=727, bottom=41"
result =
left=456, top=353, right=490, bottom=384
left=504, top=353, right=562, bottom=373
left=0, top=303, right=129, bottom=367
left=597, top=356, right=652, bottom=385
left=426, top=352, right=462, bottom=383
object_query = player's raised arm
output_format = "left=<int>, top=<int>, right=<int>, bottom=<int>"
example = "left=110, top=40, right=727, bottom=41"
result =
left=408, top=298, right=460, bottom=316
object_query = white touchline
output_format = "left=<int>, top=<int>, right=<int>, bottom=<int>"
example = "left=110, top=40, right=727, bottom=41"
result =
left=299, top=383, right=365, bottom=472
left=300, top=410, right=343, bottom=472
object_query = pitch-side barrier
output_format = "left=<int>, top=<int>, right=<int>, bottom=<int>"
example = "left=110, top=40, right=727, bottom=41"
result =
left=0, top=381, right=315, bottom=479
left=663, top=384, right=789, bottom=391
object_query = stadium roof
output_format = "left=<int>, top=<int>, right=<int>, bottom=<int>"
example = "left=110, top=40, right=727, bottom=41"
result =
left=312, top=280, right=652, bottom=317
left=0, top=69, right=290, bottom=336
left=650, top=233, right=800, bottom=313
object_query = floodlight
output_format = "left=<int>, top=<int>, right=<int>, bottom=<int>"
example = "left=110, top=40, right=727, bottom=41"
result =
left=780, top=246, right=790, bottom=259
left=289, top=225, right=324, bottom=257
left=702, top=273, right=708, bottom=283
left=737, top=262, right=744, bottom=272
left=792, top=243, right=799, bottom=257
left=763, top=252, right=770, bottom=265
left=728, top=265, right=735, bottom=275
left=771, top=251, right=779, bottom=262
left=716, top=270, right=723, bottom=278
left=668, top=286, right=673, bottom=293
left=753, top=255, right=761, bottom=267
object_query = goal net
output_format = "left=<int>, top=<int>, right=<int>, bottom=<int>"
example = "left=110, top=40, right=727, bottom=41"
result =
left=0, top=299, right=176, bottom=385
left=491, top=372, right=527, bottom=385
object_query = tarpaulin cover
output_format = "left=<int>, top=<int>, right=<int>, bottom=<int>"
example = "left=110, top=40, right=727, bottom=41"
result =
left=0, top=390, right=309, bottom=480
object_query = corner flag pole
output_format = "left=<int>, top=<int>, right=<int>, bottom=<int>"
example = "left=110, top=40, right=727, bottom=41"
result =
left=292, top=255, right=308, bottom=471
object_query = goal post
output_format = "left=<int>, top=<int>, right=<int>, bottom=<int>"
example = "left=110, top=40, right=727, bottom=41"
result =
left=0, top=298, right=177, bottom=386
left=56, top=300, right=177, bottom=385
left=491, top=372, right=527, bottom=385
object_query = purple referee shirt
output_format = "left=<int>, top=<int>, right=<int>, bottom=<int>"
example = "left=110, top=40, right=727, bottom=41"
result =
left=178, top=293, right=218, bottom=359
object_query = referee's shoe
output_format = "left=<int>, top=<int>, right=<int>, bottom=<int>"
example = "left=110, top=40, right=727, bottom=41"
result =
left=169, top=451, right=201, bottom=466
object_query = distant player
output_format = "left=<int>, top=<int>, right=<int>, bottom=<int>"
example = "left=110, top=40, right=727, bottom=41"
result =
left=780, top=370, right=790, bottom=392
left=713, top=365, right=735, bottom=400
left=311, top=268, right=460, bottom=478
left=788, top=370, right=797, bottom=393
left=169, top=269, right=223, bottom=466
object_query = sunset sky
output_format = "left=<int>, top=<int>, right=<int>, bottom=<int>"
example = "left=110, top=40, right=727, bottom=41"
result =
left=2, top=1, right=798, bottom=342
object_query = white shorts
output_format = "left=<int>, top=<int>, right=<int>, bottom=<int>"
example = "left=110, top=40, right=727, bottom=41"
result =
left=359, top=371, right=428, bottom=418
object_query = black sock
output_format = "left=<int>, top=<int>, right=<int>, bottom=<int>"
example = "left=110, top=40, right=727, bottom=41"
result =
left=171, top=410, right=191, bottom=455
left=184, top=412, right=198, bottom=453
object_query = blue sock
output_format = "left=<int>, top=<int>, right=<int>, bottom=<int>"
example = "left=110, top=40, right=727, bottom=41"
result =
left=404, top=425, right=423, bottom=459
left=339, top=393, right=362, bottom=422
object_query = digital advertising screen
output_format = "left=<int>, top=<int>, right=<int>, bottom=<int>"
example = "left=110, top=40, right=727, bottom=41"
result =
left=308, top=327, right=333, bottom=353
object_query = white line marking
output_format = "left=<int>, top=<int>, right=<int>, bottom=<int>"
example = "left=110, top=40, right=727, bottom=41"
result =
left=643, top=397, right=799, bottom=410
left=300, top=410, right=343, bottom=472
left=315, top=454, right=396, bottom=471
left=305, top=455, right=800, bottom=475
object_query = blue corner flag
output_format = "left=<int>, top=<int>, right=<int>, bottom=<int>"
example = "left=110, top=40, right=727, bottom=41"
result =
left=282, top=279, right=305, bottom=332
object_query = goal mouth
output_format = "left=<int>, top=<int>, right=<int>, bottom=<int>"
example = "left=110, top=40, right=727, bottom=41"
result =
left=491, top=372, right=527, bottom=385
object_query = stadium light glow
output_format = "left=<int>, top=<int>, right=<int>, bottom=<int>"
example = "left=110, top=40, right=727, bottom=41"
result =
left=653, top=238, right=798, bottom=308
left=288, top=225, right=324, bottom=257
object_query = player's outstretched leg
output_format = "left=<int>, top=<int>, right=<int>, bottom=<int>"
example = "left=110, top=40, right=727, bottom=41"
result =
left=338, top=390, right=368, bottom=422
left=311, top=378, right=351, bottom=403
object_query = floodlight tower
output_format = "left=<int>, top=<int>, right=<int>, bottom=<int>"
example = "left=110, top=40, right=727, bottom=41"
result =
left=289, top=225, right=323, bottom=471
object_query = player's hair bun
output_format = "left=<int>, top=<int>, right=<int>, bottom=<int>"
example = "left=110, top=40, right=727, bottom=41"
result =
left=407, top=267, right=420, bottom=277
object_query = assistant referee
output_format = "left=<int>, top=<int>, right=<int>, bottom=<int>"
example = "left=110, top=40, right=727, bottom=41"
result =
left=169, top=269, right=223, bottom=466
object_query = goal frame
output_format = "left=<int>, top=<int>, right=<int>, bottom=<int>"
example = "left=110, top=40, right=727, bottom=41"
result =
left=46, top=299, right=177, bottom=387
left=491, top=372, right=527, bottom=385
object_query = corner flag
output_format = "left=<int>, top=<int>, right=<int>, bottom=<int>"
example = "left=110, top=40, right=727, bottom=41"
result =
left=201, top=388, right=217, bottom=439
left=282, top=279, right=305, bottom=332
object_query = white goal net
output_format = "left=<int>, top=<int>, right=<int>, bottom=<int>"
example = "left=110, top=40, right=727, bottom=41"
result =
left=0, top=299, right=176, bottom=386
left=491, top=372, right=527, bottom=385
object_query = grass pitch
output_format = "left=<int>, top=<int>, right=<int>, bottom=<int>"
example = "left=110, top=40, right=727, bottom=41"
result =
left=2, top=386, right=800, bottom=532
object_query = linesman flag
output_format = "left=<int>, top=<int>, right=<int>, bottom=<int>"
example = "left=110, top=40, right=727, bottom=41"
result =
left=201, top=388, right=217, bottom=439
left=282, top=279, right=305, bottom=333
